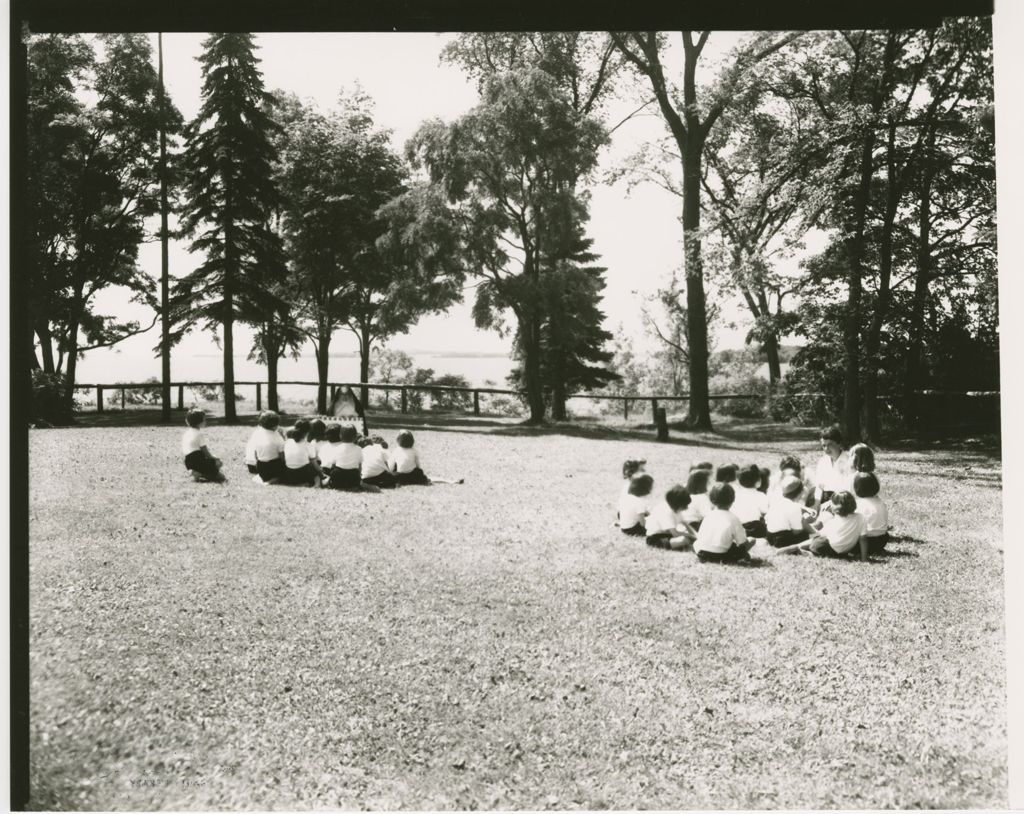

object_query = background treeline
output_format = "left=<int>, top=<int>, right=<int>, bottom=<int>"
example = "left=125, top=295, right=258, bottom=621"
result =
left=26, top=24, right=996, bottom=440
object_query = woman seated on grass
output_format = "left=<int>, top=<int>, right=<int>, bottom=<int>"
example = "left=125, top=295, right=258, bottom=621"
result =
left=812, top=425, right=850, bottom=512
left=181, top=408, right=226, bottom=484
left=618, top=473, right=654, bottom=537
left=644, top=484, right=697, bottom=550
left=775, top=490, right=868, bottom=561
left=693, top=483, right=756, bottom=564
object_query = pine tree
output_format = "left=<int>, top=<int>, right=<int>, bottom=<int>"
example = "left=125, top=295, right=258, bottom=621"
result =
left=173, top=33, right=283, bottom=422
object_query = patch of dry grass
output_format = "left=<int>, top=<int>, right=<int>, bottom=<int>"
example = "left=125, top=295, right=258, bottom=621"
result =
left=27, top=421, right=1005, bottom=809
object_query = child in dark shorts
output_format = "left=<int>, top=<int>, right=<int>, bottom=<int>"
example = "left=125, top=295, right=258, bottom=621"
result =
left=360, top=435, right=397, bottom=489
left=693, top=483, right=756, bottom=563
left=389, top=430, right=463, bottom=485
left=181, top=409, right=226, bottom=483
left=618, top=473, right=654, bottom=536
left=645, top=484, right=697, bottom=550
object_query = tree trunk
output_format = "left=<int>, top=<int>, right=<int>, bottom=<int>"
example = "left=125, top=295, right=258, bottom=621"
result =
left=359, top=326, right=371, bottom=409
left=36, top=325, right=55, bottom=374
left=681, top=144, right=712, bottom=430
left=316, top=329, right=330, bottom=415
left=159, top=32, right=172, bottom=424
left=904, top=155, right=935, bottom=424
left=522, top=316, right=546, bottom=423
left=266, top=337, right=279, bottom=413
left=551, top=373, right=567, bottom=421
left=763, top=332, right=782, bottom=385
left=223, top=180, right=237, bottom=422
left=63, top=316, right=81, bottom=412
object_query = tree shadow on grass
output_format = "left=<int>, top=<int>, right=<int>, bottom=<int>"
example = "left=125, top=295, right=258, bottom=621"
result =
left=874, top=549, right=920, bottom=559
left=888, top=533, right=928, bottom=545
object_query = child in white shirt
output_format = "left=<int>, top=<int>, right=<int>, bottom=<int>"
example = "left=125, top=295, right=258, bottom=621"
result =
left=360, top=435, right=397, bottom=489
left=389, top=430, right=462, bottom=486
left=327, top=425, right=365, bottom=490
left=618, top=473, right=654, bottom=536
left=694, top=483, right=756, bottom=564
left=283, top=419, right=323, bottom=487
left=251, top=411, right=286, bottom=483
left=307, top=419, right=327, bottom=468
left=765, top=475, right=816, bottom=547
left=181, top=408, right=226, bottom=483
left=645, top=485, right=697, bottom=550
left=776, top=491, right=868, bottom=561
left=732, top=465, right=769, bottom=538
left=681, top=468, right=713, bottom=530
left=853, top=472, right=889, bottom=555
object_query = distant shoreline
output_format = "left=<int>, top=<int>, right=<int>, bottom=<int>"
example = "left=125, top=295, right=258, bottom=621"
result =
left=194, top=351, right=511, bottom=359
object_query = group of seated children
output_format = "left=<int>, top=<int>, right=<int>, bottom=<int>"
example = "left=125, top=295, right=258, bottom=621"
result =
left=183, top=408, right=460, bottom=490
left=615, top=425, right=890, bottom=564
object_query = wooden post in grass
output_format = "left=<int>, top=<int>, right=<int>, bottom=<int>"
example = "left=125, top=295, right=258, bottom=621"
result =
left=624, top=398, right=629, bottom=420
left=401, top=386, right=408, bottom=414
left=473, top=390, right=480, bottom=416
left=177, top=384, right=184, bottom=410
left=96, top=386, right=104, bottom=413
left=655, top=406, right=669, bottom=442
left=256, top=382, right=262, bottom=412
left=651, top=397, right=658, bottom=420
left=120, top=387, right=126, bottom=411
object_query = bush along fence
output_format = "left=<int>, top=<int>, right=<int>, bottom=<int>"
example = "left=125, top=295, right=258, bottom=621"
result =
left=67, top=380, right=1000, bottom=436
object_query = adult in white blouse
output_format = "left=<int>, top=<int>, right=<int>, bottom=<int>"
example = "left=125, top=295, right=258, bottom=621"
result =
left=812, top=425, right=849, bottom=512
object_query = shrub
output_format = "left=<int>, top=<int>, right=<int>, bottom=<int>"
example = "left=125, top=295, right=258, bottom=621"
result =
left=709, top=369, right=768, bottom=418
left=31, top=371, right=77, bottom=425
left=430, top=373, right=472, bottom=412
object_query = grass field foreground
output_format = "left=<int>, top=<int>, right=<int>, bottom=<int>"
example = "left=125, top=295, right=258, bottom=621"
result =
left=28, top=421, right=1006, bottom=809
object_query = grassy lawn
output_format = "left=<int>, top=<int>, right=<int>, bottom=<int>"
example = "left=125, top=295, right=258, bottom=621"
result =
left=27, top=418, right=1006, bottom=809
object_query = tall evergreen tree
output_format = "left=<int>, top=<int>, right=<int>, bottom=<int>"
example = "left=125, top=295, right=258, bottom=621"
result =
left=173, top=33, right=282, bottom=422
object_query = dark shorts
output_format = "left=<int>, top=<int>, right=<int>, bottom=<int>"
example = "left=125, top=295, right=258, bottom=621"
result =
left=696, top=543, right=750, bottom=564
left=766, top=529, right=809, bottom=548
left=283, top=462, right=317, bottom=486
left=645, top=531, right=673, bottom=549
left=184, top=450, right=220, bottom=481
left=867, top=532, right=890, bottom=555
left=247, top=463, right=259, bottom=474
left=256, top=457, right=286, bottom=483
left=395, top=467, right=430, bottom=486
left=621, top=523, right=646, bottom=537
left=809, top=538, right=852, bottom=558
left=362, top=470, right=397, bottom=489
left=328, top=467, right=362, bottom=491
left=743, top=519, right=767, bottom=538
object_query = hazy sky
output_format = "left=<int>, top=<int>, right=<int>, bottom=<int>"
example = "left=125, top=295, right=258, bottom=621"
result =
left=83, top=31, right=817, bottom=380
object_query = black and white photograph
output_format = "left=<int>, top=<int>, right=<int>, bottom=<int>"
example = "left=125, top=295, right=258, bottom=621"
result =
left=10, top=0, right=1020, bottom=809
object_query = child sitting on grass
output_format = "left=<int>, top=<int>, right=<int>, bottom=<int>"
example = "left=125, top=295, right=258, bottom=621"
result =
left=618, top=473, right=654, bottom=537
left=693, top=483, right=756, bottom=564
left=732, top=464, right=769, bottom=538
left=681, top=468, right=713, bottom=531
left=715, top=463, right=738, bottom=485
left=765, top=475, right=816, bottom=548
left=615, top=458, right=648, bottom=525
left=776, top=490, right=868, bottom=561
left=182, top=408, right=226, bottom=483
left=360, top=435, right=397, bottom=489
left=645, top=485, right=697, bottom=550
left=326, top=425, right=369, bottom=491
left=307, top=419, right=327, bottom=469
left=283, top=419, right=324, bottom=487
left=250, top=410, right=286, bottom=484
left=389, top=430, right=463, bottom=485
left=853, top=472, right=889, bottom=555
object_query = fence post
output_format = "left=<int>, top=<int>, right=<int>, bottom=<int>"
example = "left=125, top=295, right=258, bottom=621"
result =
left=655, top=407, right=669, bottom=442
left=624, top=398, right=629, bottom=420
left=473, top=390, right=480, bottom=416
left=96, top=386, right=104, bottom=413
left=401, top=387, right=408, bottom=414
left=256, top=382, right=262, bottom=412
left=177, top=384, right=184, bottom=411
left=121, top=387, right=126, bottom=411
left=651, top=398, right=658, bottom=420
left=330, top=384, right=337, bottom=404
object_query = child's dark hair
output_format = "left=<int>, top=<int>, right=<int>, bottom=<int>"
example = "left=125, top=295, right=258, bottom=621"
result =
left=849, top=443, right=875, bottom=473
left=257, top=410, right=280, bottom=430
left=779, top=455, right=802, bottom=475
left=830, top=490, right=857, bottom=517
left=758, top=467, right=771, bottom=493
left=287, top=418, right=310, bottom=441
left=685, top=468, right=711, bottom=495
left=820, top=425, right=844, bottom=447
left=715, top=464, right=738, bottom=483
left=396, top=430, right=415, bottom=449
left=340, top=425, right=358, bottom=443
left=853, top=472, right=880, bottom=498
left=308, top=419, right=327, bottom=442
left=781, top=476, right=804, bottom=500
left=370, top=435, right=388, bottom=449
left=627, top=473, right=654, bottom=498
left=622, top=458, right=646, bottom=479
left=185, top=408, right=206, bottom=428
left=324, top=424, right=342, bottom=444
left=357, top=435, right=372, bottom=448
left=690, top=461, right=714, bottom=472
left=665, top=485, right=692, bottom=512
left=708, top=483, right=736, bottom=510
left=737, top=465, right=760, bottom=489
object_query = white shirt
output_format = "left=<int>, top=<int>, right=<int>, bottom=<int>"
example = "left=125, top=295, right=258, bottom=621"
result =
left=284, top=438, right=314, bottom=469
left=617, top=493, right=651, bottom=529
left=332, top=442, right=362, bottom=470
left=681, top=493, right=712, bottom=525
left=645, top=501, right=687, bottom=536
left=307, top=439, right=320, bottom=461
left=318, top=442, right=339, bottom=470
left=390, top=446, right=421, bottom=474
left=694, top=508, right=747, bottom=554
left=253, top=427, right=285, bottom=463
left=181, top=427, right=205, bottom=456
left=820, top=512, right=867, bottom=554
left=814, top=453, right=850, bottom=495
left=732, top=486, right=768, bottom=524
left=765, top=496, right=805, bottom=534
left=361, top=444, right=389, bottom=478
left=856, top=496, right=889, bottom=536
